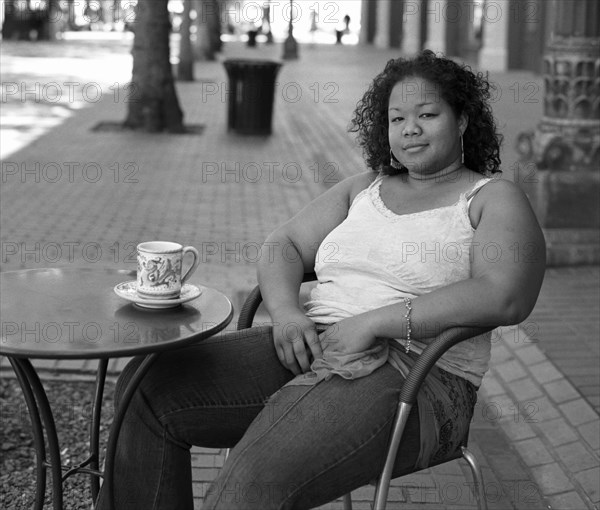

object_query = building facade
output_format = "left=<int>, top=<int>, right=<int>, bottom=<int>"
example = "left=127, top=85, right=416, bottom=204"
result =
left=359, top=0, right=551, bottom=73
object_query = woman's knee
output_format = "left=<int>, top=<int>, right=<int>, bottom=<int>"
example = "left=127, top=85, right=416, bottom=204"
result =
left=113, top=355, right=146, bottom=409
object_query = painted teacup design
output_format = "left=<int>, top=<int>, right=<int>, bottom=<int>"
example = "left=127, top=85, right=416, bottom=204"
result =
left=137, top=241, right=200, bottom=299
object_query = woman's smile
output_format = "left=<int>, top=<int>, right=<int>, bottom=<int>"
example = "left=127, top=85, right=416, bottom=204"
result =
left=403, top=143, right=428, bottom=153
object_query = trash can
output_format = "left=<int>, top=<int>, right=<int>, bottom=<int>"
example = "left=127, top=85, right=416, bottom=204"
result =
left=247, top=30, right=258, bottom=47
left=223, top=59, right=282, bottom=135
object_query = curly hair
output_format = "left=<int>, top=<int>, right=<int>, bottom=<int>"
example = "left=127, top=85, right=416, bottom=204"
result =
left=349, top=50, right=503, bottom=176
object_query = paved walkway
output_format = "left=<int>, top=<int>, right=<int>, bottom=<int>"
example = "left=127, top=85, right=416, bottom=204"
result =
left=1, top=36, right=598, bottom=510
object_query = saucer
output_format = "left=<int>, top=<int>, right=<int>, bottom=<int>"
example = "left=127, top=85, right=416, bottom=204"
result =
left=114, top=281, right=203, bottom=309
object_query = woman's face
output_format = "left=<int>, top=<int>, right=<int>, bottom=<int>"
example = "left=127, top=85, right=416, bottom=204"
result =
left=388, top=76, right=467, bottom=175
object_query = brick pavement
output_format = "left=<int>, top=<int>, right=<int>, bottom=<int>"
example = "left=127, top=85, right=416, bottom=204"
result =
left=1, top=37, right=598, bottom=509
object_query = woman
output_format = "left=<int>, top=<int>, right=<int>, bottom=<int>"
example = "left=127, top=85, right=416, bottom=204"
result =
left=97, top=51, right=545, bottom=510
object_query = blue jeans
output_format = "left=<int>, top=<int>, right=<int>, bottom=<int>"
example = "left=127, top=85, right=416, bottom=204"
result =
left=95, top=326, right=420, bottom=510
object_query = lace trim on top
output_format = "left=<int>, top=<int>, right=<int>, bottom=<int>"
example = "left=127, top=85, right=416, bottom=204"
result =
left=367, top=174, right=491, bottom=228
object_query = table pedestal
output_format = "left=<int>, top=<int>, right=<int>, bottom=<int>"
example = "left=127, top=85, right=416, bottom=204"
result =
left=7, top=354, right=160, bottom=510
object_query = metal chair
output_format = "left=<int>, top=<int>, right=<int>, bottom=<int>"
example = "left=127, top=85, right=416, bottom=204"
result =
left=235, top=273, right=492, bottom=510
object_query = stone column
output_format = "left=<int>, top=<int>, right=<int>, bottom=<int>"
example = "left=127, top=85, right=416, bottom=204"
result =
left=359, top=0, right=371, bottom=44
left=374, top=0, right=392, bottom=48
left=424, top=0, right=446, bottom=53
left=401, top=0, right=422, bottom=55
left=516, top=0, right=600, bottom=265
left=478, top=0, right=509, bottom=71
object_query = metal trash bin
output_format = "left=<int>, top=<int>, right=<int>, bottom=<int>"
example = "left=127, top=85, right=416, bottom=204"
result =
left=247, top=30, right=258, bottom=47
left=223, top=59, right=282, bottom=135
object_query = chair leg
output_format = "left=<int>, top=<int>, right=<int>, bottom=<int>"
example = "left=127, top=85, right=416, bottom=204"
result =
left=373, top=402, right=413, bottom=510
left=461, top=446, right=488, bottom=510
left=342, top=492, right=352, bottom=510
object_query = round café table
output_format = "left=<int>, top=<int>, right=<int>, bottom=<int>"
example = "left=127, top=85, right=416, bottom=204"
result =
left=0, top=267, right=234, bottom=510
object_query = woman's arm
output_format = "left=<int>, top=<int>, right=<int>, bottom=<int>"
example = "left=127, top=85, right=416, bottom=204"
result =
left=322, top=179, right=546, bottom=353
left=257, top=172, right=376, bottom=373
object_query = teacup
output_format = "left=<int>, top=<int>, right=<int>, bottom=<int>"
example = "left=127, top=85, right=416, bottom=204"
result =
left=136, top=241, right=200, bottom=300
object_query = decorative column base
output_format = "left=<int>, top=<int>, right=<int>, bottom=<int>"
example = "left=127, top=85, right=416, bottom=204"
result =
left=516, top=26, right=599, bottom=266
left=518, top=163, right=600, bottom=266
left=516, top=36, right=600, bottom=171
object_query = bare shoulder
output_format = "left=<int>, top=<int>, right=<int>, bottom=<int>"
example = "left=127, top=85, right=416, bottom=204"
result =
left=273, top=171, right=379, bottom=264
left=316, top=171, right=378, bottom=207
left=470, top=176, right=534, bottom=226
left=480, top=176, right=526, bottom=195
left=346, top=171, right=379, bottom=202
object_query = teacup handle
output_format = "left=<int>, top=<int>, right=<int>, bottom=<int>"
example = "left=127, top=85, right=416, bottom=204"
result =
left=181, top=246, right=200, bottom=284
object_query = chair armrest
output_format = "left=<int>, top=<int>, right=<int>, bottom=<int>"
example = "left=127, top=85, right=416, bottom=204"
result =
left=399, top=325, right=494, bottom=404
left=236, top=273, right=317, bottom=331
left=237, top=286, right=263, bottom=330
left=374, top=325, right=494, bottom=509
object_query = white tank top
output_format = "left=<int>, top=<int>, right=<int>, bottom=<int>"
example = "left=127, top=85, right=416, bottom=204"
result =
left=304, top=174, right=494, bottom=386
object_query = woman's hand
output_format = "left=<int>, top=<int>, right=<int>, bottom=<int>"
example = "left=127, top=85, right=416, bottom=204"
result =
left=320, top=315, right=377, bottom=355
left=271, top=308, right=322, bottom=375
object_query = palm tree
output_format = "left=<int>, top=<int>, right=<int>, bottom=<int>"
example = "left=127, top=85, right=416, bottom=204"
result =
left=124, top=0, right=185, bottom=132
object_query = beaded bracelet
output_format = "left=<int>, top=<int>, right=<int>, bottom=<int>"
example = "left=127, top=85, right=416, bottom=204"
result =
left=403, top=298, right=412, bottom=353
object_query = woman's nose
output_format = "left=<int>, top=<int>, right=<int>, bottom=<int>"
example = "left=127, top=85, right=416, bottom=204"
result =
left=402, top=119, right=421, bottom=136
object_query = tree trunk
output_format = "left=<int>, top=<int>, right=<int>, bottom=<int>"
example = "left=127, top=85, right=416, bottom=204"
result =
left=193, top=0, right=213, bottom=61
left=45, top=0, right=63, bottom=40
left=193, top=0, right=222, bottom=60
left=208, top=0, right=222, bottom=54
left=124, top=0, right=185, bottom=133
left=2, top=0, right=18, bottom=39
left=66, top=0, right=77, bottom=30
left=177, top=0, right=194, bottom=80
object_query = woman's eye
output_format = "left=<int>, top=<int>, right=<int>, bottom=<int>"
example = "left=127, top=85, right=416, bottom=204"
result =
left=390, top=116, right=404, bottom=123
left=420, top=113, right=436, bottom=118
